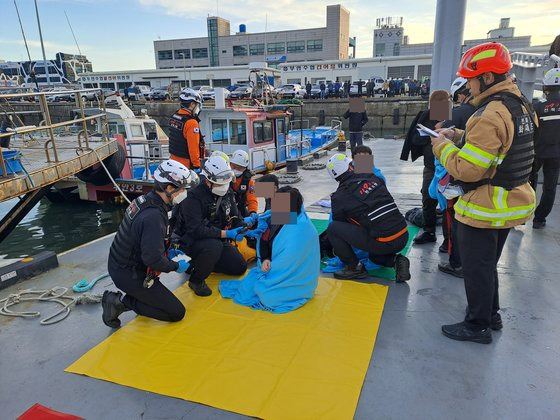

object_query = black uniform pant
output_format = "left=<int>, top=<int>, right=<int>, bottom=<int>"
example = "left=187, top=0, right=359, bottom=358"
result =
left=421, top=144, right=438, bottom=232
left=530, top=157, right=560, bottom=222
left=442, top=201, right=461, bottom=268
left=183, top=239, right=247, bottom=284
left=457, top=222, right=510, bottom=329
left=109, top=266, right=185, bottom=322
left=327, top=221, right=408, bottom=268
left=349, top=132, right=363, bottom=151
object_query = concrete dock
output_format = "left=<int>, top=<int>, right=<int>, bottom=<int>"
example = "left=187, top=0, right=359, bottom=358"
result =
left=1, top=138, right=559, bottom=419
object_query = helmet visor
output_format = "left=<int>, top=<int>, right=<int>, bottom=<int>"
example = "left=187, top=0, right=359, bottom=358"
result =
left=207, top=169, right=234, bottom=184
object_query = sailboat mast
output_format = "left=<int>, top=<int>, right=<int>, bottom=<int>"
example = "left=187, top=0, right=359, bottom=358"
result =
left=13, top=0, right=39, bottom=89
left=34, top=0, right=52, bottom=87
left=64, top=10, right=82, bottom=56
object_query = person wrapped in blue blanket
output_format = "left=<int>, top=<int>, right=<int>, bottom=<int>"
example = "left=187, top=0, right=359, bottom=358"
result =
left=219, top=187, right=320, bottom=313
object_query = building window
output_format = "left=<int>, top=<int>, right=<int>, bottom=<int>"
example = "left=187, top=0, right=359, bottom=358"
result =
left=211, top=119, right=228, bottom=143
left=307, top=40, right=323, bottom=52
left=393, top=43, right=400, bottom=56
left=213, top=79, right=232, bottom=88
left=191, top=79, right=210, bottom=86
left=174, top=49, right=190, bottom=60
left=375, top=43, right=385, bottom=57
left=249, top=44, right=265, bottom=56
left=158, top=50, right=173, bottom=60
left=233, top=45, right=248, bottom=57
left=417, top=65, right=432, bottom=80
left=192, top=48, right=208, bottom=59
left=287, top=41, right=305, bottom=53
left=253, top=121, right=273, bottom=144
left=267, top=42, right=285, bottom=54
left=230, top=120, right=247, bottom=145
left=387, top=65, right=415, bottom=79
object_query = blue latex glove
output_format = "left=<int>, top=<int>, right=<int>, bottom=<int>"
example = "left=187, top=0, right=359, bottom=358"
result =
left=243, top=212, right=258, bottom=225
left=258, top=210, right=271, bottom=220
left=225, top=226, right=248, bottom=241
left=246, top=212, right=270, bottom=238
left=193, top=168, right=201, bottom=174
left=168, top=248, right=185, bottom=259
left=176, top=260, right=190, bottom=273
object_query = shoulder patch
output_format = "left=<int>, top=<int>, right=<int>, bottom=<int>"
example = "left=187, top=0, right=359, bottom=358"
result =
left=193, top=127, right=200, bottom=133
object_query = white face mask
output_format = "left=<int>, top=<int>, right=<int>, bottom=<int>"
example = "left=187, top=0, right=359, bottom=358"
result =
left=232, top=169, right=244, bottom=177
left=212, top=183, right=229, bottom=196
left=172, top=190, right=187, bottom=205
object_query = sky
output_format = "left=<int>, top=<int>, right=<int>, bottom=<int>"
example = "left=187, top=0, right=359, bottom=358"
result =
left=1, top=0, right=558, bottom=72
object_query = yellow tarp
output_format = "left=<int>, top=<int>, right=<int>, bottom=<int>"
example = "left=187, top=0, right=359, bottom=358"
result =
left=66, top=275, right=388, bottom=419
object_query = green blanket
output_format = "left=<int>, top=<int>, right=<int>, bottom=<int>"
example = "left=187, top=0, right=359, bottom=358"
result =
left=311, top=219, right=419, bottom=281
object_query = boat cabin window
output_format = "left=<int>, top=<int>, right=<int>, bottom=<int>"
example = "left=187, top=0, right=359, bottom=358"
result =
left=253, top=120, right=273, bottom=144
left=108, top=122, right=127, bottom=138
left=143, top=122, right=157, bottom=141
left=130, top=124, right=144, bottom=138
left=229, top=120, right=247, bottom=145
left=211, top=119, right=228, bottom=143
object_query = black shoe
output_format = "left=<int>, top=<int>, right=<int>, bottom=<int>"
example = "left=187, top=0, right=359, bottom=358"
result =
left=438, top=239, right=449, bottom=253
left=438, top=262, right=464, bottom=278
left=533, top=219, right=546, bottom=229
left=441, top=321, right=492, bottom=344
left=491, top=313, right=503, bottom=331
left=102, top=290, right=126, bottom=328
left=189, top=280, right=212, bottom=297
left=334, top=263, right=369, bottom=280
left=395, top=255, right=411, bottom=282
left=414, top=231, right=436, bottom=244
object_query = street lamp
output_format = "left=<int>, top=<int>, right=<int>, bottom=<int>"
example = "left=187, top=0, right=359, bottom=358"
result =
left=179, top=52, right=187, bottom=88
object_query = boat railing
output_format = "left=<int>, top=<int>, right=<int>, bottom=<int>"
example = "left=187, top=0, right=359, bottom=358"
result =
left=0, top=88, right=110, bottom=177
left=204, top=141, right=227, bottom=154
left=289, top=118, right=318, bottom=131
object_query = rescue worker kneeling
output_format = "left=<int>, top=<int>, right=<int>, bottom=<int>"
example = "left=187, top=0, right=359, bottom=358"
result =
left=102, top=160, right=196, bottom=328
left=173, top=154, right=251, bottom=297
left=229, top=149, right=258, bottom=217
left=326, top=153, right=411, bottom=282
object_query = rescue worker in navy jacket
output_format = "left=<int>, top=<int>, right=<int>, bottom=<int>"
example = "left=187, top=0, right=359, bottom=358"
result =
left=169, top=88, right=205, bottom=170
left=173, top=154, right=252, bottom=297
left=102, top=160, right=196, bottom=328
left=325, top=153, right=411, bottom=282
left=229, top=149, right=258, bottom=217
left=530, top=67, right=560, bottom=229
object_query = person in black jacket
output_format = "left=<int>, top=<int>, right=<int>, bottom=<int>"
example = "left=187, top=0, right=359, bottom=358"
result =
left=530, top=68, right=560, bottom=229
left=173, top=154, right=251, bottom=297
left=434, top=77, right=476, bottom=277
left=401, top=108, right=439, bottom=245
left=343, top=107, right=368, bottom=151
left=325, top=153, right=411, bottom=282
left=102, top=160, right=195, bottom=328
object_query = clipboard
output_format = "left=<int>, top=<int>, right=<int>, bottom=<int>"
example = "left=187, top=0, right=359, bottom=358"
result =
left=416, top=123, right=439, bottom=137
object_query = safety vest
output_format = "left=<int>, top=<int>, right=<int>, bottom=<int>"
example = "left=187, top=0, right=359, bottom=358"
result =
left=109, top=193, right=170, bottom=270
left=341, top=174, right=406, bottom=238
left=168, top=111, right=205, bottom=160
left=233, top=170, right=252, bottom=216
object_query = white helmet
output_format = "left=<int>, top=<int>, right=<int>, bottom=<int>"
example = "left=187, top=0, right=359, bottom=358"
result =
left=154, top=159, right=197, bottom=189
left=179, top=88, right=202, bottom=104
left=543, top=68, right=560, bottom=87
left=202, top=154, right=234, bottom=185
left=326, top=153, right=352, bottom=180
left=210, top=150, right=230, bottom=162
left=450, top=77, right=468, bottom=100
left=230, top=150, right=249, bottom=168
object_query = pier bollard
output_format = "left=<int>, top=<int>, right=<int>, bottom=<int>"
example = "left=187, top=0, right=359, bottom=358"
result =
left=286, top=159, right=299, bottom=174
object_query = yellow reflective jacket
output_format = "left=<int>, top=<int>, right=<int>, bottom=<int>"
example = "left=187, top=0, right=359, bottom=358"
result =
left=433, top=80, right=537, bottom=229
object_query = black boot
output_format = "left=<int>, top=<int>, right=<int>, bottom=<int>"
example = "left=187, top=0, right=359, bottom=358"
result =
left=395, top=255, right=411, bottom=282
left=491, top=313, right=503, bottom=331
left=189, top=280, right=212, bottom=297
left=532, top=219, right=546, bottom=229
left=438, top=239, right=449, bottom=253
left=438, top=262, right=464, bottom=278
left=413, top=230, right=436, bottom=244
left=334, top=263, right=368, bottom=280
left=441, top=321, right=492, bottom=344
left=102, top=290, right=127, bottom=328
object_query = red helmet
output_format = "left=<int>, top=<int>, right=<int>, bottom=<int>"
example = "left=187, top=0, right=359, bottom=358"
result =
left=457, top=42, right=512, bottom=78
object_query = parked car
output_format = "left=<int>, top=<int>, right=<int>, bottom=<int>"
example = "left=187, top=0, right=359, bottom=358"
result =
left=201, top=87, right=230, bottom=101
left=371, top=77, right=385, bottom=93
left=149, top=87, right=171, bottom=101
left=278, top=84, right=306, bottom=99
left=126, top=85, right=151, bottom=101
left=229, top=86, right=252, bottom=99
left=309, top=84, right=322, bottom=98
left=191, top=85, right=213, bottom=98
left=349, top=81, right=368, bottom=96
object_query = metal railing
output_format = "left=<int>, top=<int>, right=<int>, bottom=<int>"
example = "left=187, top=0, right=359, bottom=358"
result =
left=0, top=88, right=109, bottom=176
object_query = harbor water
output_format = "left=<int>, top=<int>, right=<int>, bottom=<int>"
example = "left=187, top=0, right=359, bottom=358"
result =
left=0, top=198, right=124, bottom=263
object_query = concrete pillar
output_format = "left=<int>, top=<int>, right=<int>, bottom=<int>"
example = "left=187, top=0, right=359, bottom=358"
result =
left=430, top=0, right=467, bottom=92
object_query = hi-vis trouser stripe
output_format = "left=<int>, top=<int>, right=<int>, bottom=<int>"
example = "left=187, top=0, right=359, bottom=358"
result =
left=440, top=143, right=459, bottom=166
left=491, top=186, right=509, bottom=227
left=455, top=196, right=535, bottom=222
left=457, top=144, right=497, bottom=169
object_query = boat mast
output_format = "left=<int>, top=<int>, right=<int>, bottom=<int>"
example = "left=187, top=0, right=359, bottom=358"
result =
left=13, top=0, right=39, bottom=89
left=64, top=10, right=83, bottom=56
left=34, top=0, right=52, bottom=87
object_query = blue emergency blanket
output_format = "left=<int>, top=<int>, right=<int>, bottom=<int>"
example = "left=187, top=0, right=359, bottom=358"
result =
left=429, top=158, right=449, bottom=210
left=219, top=207, right=320, bottom=314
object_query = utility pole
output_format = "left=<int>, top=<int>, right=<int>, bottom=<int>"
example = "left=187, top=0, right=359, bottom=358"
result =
left=181, top=53, right=187, bottom=88
left=34, top=0, right=51, bottom=87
